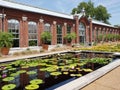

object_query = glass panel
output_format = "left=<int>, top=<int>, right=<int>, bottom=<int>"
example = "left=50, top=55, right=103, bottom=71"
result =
left=29, top=40, right=37, bottom=46
left=79, top=22, right=86, bottom=44
left=8, top=19, right=20, bottom=47
left=57, top=25, right=62, bottom=44
left=13, top=39, right=19, bottom=47
left=67, top=25, right=71, bottom=34
left=28, top=21, right=38, bottom=46
left=44, top=23, right=51, bottom=32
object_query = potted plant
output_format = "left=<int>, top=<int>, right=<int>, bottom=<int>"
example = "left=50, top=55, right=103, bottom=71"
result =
left=64, top=32, right=76, bottom=46
left=0, top=32, right=14, bottom=55
left=40, top=31, right=52, bottom=50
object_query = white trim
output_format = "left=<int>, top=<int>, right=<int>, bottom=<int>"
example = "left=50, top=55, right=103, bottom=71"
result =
left=22, top=16, right=27, bottom=21
left=39, top=19, right=44, bottom=23
left=53, top=21, right=57, bottom=24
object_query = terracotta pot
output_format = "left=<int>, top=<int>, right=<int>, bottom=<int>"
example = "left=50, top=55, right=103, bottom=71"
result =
left=0, top=47, right=10, bottom=55
left=66, top=42, right=71, bottom=46
left=42, top=44, right=48, bottom=50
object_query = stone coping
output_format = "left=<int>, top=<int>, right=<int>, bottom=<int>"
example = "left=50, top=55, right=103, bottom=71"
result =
left=0, top=50, right=69, bottom=63
left=55, top=59, right=120, bottom=90
left=69, top=50, right=113, bottom=54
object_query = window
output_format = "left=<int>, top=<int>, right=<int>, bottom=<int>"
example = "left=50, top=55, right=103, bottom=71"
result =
left=28, top=21, right=37, bottom=46
left=44, top=23, right=51, bottom=32
left=67, top=25, right=71, bottom=34
left=96, top=30, right=98, bottom=38
left=92, top=29, right=94, bottom=39
left=57, top=25, right=62, bottom=44
left=8, top=19, right=19, bottom=47
left=79, top=22, right=86, bottom=43
left=79, top=22, right=86, bottom=36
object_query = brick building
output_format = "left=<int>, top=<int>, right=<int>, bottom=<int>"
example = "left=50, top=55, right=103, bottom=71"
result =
left=0, top=0, right=120, bottom=48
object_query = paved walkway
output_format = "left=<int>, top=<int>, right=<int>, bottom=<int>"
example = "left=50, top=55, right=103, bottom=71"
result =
left=81, top=66, right=120, bottom=90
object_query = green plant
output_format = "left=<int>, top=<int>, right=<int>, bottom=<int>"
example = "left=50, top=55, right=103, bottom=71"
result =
left=98, top=34, right=103, bottom=41
left=29, top=40, right=37, bottom=46
left=41, top=31, right=52, bottom=44
left=0, top=32, right=14, bottom=48
left=64, top=32, right=76, bottom=43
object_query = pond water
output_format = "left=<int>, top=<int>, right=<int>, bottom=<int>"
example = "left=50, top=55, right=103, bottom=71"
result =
left=0, top=51, right=112, bottom=90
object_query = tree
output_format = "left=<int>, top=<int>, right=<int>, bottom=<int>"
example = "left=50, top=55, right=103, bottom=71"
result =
left=71, top=1, right=95, bottom=17
left=94, top=5, right=111, bottom=24
left=71, top=0, right=111, bottom=24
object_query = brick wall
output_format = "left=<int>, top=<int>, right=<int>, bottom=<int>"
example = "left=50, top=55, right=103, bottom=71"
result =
left=0, top=6, right=119, bottom=48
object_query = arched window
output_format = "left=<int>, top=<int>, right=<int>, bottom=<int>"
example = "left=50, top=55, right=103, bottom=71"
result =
left=79, top=22, right=86, bottom=43
left=28, top=21, right=37, bottom=46
left=8, top=19, right=19, bottom=47
left=79, top=22, right=86, bottom=35
left=44, top=23, right=51, bottom=32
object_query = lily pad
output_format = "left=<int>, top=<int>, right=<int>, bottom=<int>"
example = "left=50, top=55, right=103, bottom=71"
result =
left=8, top=68, right=16, bottom=71
left=76, top=74, right=82, bottom=77
left=21, top=66, right=29, bottom=69
left=69, top=69, right=75, bottom=72
left=10, top=73, right=19, bottom=77
left=77, top=63, right=85, bottom=66
left=46, top=64, right=53, bottom=67
left=39, top=63, right=47, bottom=66
left=30, top=79, right=43, bottom=85
left=25, top=84, right=39, bottom=90
left=2, top=84, right=16, bottom=90
left=76, top=68, right=82, bottom=71
left=29, top=64, right=38, bottom=67
left=63, top=72, right=68, bottom=75
left=70, top=74, right=82, bottom=77
left=17, top=70, right=26, bottom=74
left=3, top=77, right=14, bottom=82
left=39, top=68, right=47, bottom=71
left=46, top=67, right=57, bottom=72
left=70, top=74, right=76, bottom=77
left=50, top=72, right=62, bottom=76
left=83, top=69, right=93, bottom=72
left=27, top=71, right=36, bottom=75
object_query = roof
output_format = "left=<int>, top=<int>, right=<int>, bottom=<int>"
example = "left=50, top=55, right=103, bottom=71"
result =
left=0, top=0, right=74, bottom=19
left=92, top=19, right=115, bottom=28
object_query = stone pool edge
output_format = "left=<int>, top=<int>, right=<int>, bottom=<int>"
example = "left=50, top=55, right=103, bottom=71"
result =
left=0, top=50, right=70, bottom=63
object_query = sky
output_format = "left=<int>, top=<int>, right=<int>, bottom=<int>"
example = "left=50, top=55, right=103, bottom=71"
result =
left=12, top=0, right=120, bottom=25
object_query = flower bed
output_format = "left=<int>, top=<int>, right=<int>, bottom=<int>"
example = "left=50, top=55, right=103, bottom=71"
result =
left=73, top=43, right=120, bottom=52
